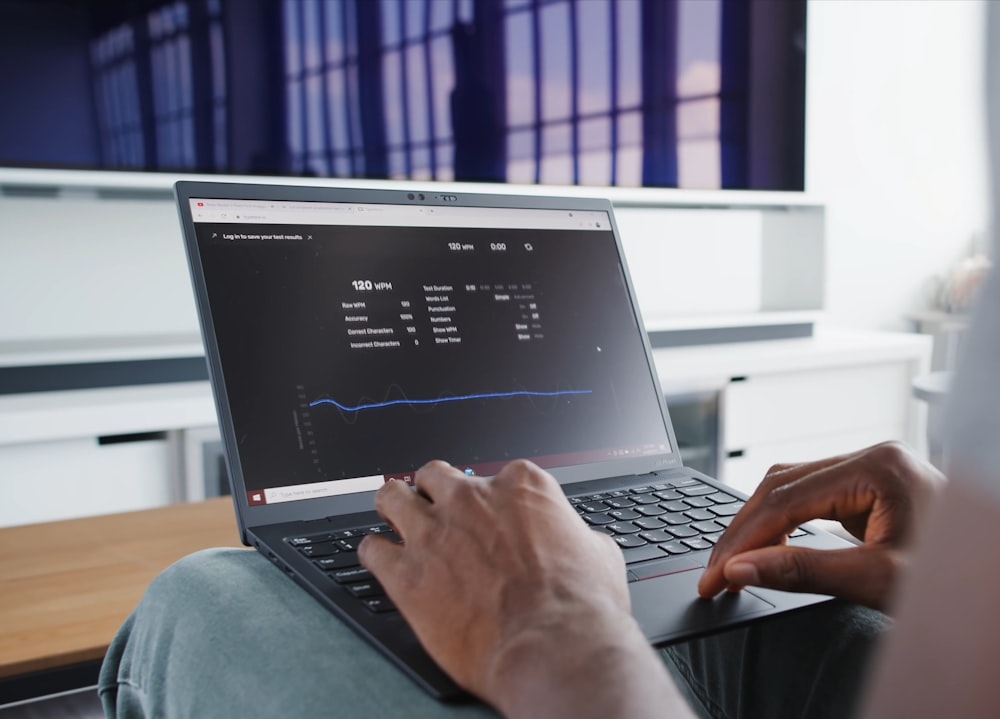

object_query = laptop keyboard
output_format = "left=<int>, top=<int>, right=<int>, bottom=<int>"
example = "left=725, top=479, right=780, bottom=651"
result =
left=286, top=524, right=400, bottom=613
left=569, top=478, right=805, bottom=580
left=285, top=476, right=800, bottom=612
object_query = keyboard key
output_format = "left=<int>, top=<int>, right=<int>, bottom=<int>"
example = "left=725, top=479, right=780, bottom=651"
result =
left=661, top=501, right=689, bottom=513
left=338, top=538, right=364, bottom=552
left=636, top=504, right=667, bottom=517
left=650, top=483, right=671, bottom=492
left=364, top=524, right=391, bottom=534
left=605, top=498, right=637, bottom=509
left=288, top=534, right=332, bottom=546
left=588, top=493, right=609, bottom=501
left=346, top=581, right=384, bottom=598
left=708, top=492, right=738, bottom=504
left=613, top=534, right=648, bottom=549
left=300, top=541, right=341, bottom=558
left=662, top=512, right=691, bottom=526
left=607, top=522, right=642, bottom=535
left=622, top=544, right=668, bottom=564
left=676, top=479, right=700, bottom=487
left=717, top=516, right=735, bottom=527
left=630, top=486, right=653, bottom=494
left=578, top=503, right=604, bottom=514
left=710, top=503, right=745, bottom=517
left=607, top=490, right=628, bottom=498
left=684, top=508, right=716, bottom=522
left=668, top=525, right=699, bottom=538
left=654, top=489, right=683, bottom=501
left=678, top=484, right=716, bottom=497
left=315, top=553, right=360, bottom=570
left=682, top=537, right=714, bottom=551
left=330, top=567, right=373, bottom=584
left=569, top=496, right=586, bottom=505
left=362, top=597, right=397, bottom=613
left=335, top=529, right=360, bottom=539
left=608, top=509, right=642, bottom=521
left=683, top=496, right=714, bottom=509
left=631, top=494, right=661, bottom=505
left=638, top=529, right=674, bottom=544
left=662, top=541, right=692, bottom=555
left=691, top=520, right=726, bottom=534
left=583, top=512, right=616, bottom=526
left=634, top=517, right=666, bottom=530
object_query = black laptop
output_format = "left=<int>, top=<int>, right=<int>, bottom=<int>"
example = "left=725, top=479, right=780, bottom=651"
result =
left=175, top=181, right=851, bottom=699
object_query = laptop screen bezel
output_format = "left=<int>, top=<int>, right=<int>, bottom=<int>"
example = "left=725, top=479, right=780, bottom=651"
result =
left=174, top=180, right=684, bottom=533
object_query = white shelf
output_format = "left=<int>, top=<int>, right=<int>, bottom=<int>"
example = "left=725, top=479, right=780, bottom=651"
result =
left=0, top=167, right=824, bottom=210
left=0, top=333, right=204, bottom=368
left=643, top=311, right=820, bottom=333
left=653, top=328, right=932, bottom=393
left=0, top=381, right=216, bottom=446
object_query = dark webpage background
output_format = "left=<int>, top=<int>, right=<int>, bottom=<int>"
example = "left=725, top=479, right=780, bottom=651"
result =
left=196, top=221, right=671, bottom=492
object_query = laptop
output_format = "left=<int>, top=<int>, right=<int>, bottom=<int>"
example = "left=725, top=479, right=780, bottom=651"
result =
left=175, top=180, right=852, bottom=700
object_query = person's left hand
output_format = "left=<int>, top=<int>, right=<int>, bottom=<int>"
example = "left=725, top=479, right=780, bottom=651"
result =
left=697, top=442, right=944, bottom=611
left=358, top=459, right=632, bottom=704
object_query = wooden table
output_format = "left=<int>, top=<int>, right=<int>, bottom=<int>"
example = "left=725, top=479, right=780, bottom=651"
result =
left=0, top=498, right=244, bottom=703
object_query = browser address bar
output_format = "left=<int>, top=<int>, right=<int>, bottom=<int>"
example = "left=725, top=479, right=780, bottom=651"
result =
left=190, top=199, right=610, bottom=231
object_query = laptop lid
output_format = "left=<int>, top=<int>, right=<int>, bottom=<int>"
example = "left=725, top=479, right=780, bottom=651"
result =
left=175, top=182, right=683, bottom=537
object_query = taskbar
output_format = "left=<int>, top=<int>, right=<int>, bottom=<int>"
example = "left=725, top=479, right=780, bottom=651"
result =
left=246, top=443, right=670, bottom=506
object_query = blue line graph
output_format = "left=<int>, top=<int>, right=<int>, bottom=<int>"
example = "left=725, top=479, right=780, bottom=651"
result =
left=309, top=389, right=592, bottom=413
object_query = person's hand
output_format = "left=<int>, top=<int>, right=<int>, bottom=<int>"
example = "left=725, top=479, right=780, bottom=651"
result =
left=698, top=441, right=945, bottom=611
left=358, top=460, right=637, bottom=707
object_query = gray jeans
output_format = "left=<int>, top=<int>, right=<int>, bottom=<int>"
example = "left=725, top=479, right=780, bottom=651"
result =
left=99, top=548, right=888, bottom=718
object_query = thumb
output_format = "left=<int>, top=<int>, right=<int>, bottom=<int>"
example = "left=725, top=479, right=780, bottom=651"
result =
left=722, top=545, right=901, bottom=611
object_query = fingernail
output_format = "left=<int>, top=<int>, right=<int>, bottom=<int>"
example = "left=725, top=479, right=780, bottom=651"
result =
left=726, top=562, right=760, bottom=586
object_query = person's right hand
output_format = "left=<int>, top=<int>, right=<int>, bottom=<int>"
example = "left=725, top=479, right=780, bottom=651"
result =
left=360, top=460, right=695, bottom=719
left=698, top=441, right=945, bottom=611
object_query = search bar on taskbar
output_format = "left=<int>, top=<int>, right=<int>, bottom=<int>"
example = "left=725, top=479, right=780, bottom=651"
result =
left=251, top=475, right=385, bottom=505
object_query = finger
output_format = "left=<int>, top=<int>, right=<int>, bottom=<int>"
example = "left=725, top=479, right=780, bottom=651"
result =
left=701, top=453, right=893, bottom=596
left=358, top=533, right=405, bottom=581
left=718, top=545, right=901, bottom=610
left=490, top=459, right=573, bottom=516
left=704, top=455, right=853, bottom=573
left=723, top=449, right=879, bottom=545
left=374, top=477, right=430, bottom=542
left=413, top=459, right=469, bottom=502
left=757, top=445, right=874, bottom=488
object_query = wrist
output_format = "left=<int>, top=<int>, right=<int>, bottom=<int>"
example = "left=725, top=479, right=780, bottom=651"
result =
left=484, top=600, right=655, bottom=717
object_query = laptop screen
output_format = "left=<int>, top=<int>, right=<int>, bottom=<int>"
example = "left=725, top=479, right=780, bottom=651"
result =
left=188, top=195, right=674, bottom=507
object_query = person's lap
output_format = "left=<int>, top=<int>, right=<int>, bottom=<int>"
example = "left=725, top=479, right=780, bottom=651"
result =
left=661, top=594, right=888, bottom=718
left=99, top=548, right=887, bottom=719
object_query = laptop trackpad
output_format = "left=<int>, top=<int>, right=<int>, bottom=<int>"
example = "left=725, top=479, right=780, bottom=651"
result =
left=629, top=564, right=775, bottom=643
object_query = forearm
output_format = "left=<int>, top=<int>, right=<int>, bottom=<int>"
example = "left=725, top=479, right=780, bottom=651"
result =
left=859, top=477, right=1000, bottom=718
left=486, top=605, right=695, bottom=719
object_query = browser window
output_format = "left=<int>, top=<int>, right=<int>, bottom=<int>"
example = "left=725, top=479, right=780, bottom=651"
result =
left=190, top=197, right=672, bottom=506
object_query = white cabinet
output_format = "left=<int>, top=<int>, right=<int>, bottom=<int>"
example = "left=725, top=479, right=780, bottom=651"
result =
left=655, top=329, right=932, bottom=496
left=0, top=435, right=172, bottom=526
left=722, top=363, right=913, bottom=494
left=721, top=428, right=909, bottom=497
left=724, top=363, right=910, bottom=450
left=0, top=381, right=217, bottom=527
